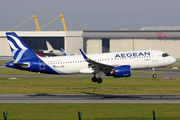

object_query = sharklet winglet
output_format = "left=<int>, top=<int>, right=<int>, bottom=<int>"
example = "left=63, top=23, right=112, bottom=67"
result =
left=79, top=49, right=88, bottom=60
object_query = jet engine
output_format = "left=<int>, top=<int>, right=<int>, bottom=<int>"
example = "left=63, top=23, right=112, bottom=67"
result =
left=106, top=65, right=131, bottom=77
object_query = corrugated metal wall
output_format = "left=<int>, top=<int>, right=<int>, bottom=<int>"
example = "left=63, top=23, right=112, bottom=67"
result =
left=86, top=39, right=102, bottom=54
left=0, top=38, right=12, bottom=57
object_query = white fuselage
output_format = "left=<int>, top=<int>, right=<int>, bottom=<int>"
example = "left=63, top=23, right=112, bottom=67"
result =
left=40, top=50, right=176, bottom=74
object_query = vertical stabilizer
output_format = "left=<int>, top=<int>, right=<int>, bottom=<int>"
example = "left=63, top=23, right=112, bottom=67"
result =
left=46, top=41, right=54, bottom=51
left=6, top=32, right=39, bottom=63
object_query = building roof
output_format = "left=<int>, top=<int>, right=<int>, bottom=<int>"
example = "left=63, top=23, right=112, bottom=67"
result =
left=82, top=30, right=180, bottom=39
left=0, top=31, right=83, bottom=37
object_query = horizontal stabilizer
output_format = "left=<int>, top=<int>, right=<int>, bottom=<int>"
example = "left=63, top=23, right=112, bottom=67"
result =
left=43, top=50, right=53, bottom=53
left=13, top=62, right=30, bottom=68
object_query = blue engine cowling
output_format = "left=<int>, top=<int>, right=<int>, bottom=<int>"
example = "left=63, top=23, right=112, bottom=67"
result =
left=113, top=65, right=131, bottom=77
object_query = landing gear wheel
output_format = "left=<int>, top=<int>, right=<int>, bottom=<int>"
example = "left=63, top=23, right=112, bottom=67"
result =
left=92, top=76, right=97, bottom=82
left=97, top=78, right=102, bottom=84
left=152, top=74, right=157, bottom=78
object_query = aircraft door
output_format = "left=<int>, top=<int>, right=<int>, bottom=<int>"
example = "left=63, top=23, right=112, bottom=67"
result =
left=39, top=60, right=45, bottom=70
left=152, top=52, right=158, bottom=62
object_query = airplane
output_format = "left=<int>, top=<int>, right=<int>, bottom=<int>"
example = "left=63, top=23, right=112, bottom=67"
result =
left=42, top=41, right=64, bottom=56
left=5, top=32, right=176, bottom=83
left=36, top=47, right=66, bottom=57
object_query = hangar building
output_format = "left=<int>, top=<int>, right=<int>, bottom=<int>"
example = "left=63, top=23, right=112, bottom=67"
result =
left=0, top=29, right=180, bottom=59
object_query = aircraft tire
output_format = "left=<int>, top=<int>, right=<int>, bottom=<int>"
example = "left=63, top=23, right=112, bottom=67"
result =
left=152, top=74, right=157, bottom=78
left=92, top=77, right=97, bottom=82
left=97, top=78, right=102, bottom=84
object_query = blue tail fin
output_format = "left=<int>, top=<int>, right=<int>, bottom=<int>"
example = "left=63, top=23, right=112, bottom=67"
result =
left=6, top=32, right=39, bottom=63
left=60, top=48, right=68, bottom=56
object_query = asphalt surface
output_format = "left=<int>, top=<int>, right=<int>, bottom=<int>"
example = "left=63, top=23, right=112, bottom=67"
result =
left=0, top=94, right=180, bottom=103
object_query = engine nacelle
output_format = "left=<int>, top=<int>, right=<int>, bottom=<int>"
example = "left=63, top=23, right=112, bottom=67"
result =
left=106, top=65, right=131, bottom=77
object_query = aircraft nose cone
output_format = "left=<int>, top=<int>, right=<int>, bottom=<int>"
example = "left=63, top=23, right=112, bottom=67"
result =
left=171, top=57, right=176, bottom=64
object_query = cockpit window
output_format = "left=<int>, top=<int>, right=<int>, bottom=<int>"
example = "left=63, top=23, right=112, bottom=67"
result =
left=162, top=53, right=170, bottom=57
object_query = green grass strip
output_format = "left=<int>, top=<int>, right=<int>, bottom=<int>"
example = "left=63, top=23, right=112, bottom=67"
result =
left=0, top=77, right=180, bottom=94
left=0, top=103, right=180, bottom=120
left=0, top=60, right=11, bottom=65
left=0, top=67, right=44, bottom=75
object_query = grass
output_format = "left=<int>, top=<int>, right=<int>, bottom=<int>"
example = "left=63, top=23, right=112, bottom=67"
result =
left=158, top=65, right=180, bottom=70
left=0, top=60, right=11, bottom=65
left=0, top=77, right=180, bottom=94
left=0, top=67, right=45, bottom=75
left=0, top=103, right=180, bottom=120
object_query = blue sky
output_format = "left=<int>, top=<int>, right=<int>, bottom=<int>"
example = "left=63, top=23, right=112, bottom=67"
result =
left=0, top=0, right=179, bottom=31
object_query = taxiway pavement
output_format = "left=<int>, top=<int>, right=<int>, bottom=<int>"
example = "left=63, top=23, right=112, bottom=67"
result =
left=0, top=94, right=180, bottom=103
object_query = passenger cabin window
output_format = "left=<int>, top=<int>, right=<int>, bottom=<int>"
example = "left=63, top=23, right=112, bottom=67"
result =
left=162, top=53, right=169, bottom=57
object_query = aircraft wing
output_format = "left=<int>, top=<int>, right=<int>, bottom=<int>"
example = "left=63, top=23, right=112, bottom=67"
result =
left=79, top=49, right=113, bottom=73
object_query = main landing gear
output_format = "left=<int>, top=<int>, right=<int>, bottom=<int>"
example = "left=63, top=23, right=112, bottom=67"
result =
left=91, top=71, right=103, bottom=84
left=151, top=68, right=157, bottom=78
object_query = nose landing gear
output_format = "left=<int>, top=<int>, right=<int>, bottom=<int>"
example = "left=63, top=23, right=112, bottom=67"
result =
left=151, top=68, right=157, bottom=78
left=152, top=74, right=157, bottom=78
